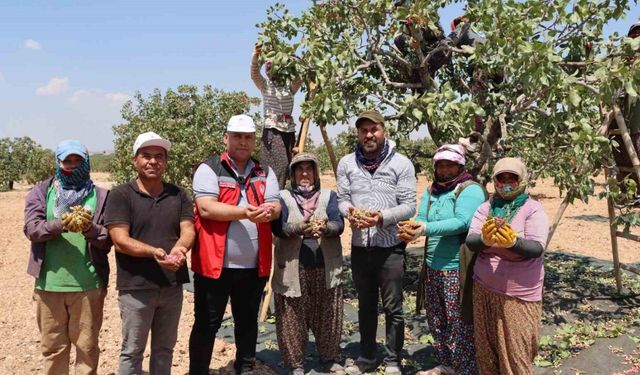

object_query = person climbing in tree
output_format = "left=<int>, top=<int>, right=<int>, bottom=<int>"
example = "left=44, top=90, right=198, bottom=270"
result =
left=251, top=43, right=303, bottom=189
left=611, top=21, right=640, bottom=201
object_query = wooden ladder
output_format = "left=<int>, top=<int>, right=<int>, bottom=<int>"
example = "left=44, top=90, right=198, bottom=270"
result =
left=605, top=105, right=640, bottom=293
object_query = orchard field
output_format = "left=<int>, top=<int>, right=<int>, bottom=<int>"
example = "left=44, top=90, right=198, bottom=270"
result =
left=1, top=173, right=639, bottom=374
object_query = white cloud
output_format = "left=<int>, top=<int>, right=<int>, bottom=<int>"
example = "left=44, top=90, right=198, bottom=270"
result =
left=104, top=92, right=132, bottom=105
left=67, top=89, right=131, bottom=107
left=0, top=71, right=4, bottom=81
left=23, top=39, right=42, bottom=50
left=69, top=89, right=94, bottom=103
left=36, top=77, right=69, bottom=96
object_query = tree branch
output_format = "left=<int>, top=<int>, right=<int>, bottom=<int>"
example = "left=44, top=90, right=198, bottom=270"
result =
left=369, top=93, right=401, bottom=110
left=575, top=80, right=600, bottom=95
left=374, top=55, right=423, bottom=89
left=406, top=23, right=434, bottom=89
left=378, top=49, right=412, bottom=70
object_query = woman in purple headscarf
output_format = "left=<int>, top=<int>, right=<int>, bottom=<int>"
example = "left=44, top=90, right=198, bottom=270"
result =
left=399, top=144, right=486, bottom=375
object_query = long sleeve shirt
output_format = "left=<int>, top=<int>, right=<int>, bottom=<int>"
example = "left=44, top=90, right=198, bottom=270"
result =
left=336, top=141, right=417, bottom=248
left=416, top=184, right=486, bottom=270
left=466, top=198, right=549, bottom=302
left=250, top=53, right=302, bottom=133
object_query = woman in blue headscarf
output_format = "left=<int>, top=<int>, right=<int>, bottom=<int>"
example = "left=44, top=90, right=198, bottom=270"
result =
left=24, top=140, right=112, bottom=375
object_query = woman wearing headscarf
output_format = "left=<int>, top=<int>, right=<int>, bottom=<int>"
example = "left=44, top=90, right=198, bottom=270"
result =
left=271, top=153, right=345, bottom=375
left=399, top=144, right=485, bottom=375
left=465, top=157, right=549, bottom=375
left=23, top=140, right=111, bottom=374
left=251, top=43, right=303, bottom=189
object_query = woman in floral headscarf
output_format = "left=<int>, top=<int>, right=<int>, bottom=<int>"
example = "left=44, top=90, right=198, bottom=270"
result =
left=399, top=144, right=485, bottom=375
left=465, top=157, right=549, bottom=375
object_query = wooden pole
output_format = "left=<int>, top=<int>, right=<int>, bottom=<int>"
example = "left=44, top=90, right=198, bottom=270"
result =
left=605, top=167, right=623, bottom=293
left=297, top=117, right=312, bottom=154
left=295, top=81, right=318, bottom=155
left=319, top=122, right=338, bottom=177
left=258, top=245, right=275, bottom=322
left=546, top=194, right=572, bottom=249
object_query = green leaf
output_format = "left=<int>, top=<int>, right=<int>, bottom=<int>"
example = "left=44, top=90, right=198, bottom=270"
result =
left=534, top=358, right=554, bottom=368
left=412, top=108, right=423, bottom=121
left=519, top=43, right=533, bottom=53
left=569, top=89, right=581, bottom=107
left=625, top=80, right=638, bottom=98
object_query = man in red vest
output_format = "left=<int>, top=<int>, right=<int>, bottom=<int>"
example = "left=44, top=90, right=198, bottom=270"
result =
left=189, top=114, right=282, bottom=375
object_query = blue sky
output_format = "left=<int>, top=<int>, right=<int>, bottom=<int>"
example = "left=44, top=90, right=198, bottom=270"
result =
left=0, top=1, right=638, bottom=152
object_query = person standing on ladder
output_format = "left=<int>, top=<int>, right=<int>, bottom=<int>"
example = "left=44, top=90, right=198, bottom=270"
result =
left=251, top=43, right=303, bottom=189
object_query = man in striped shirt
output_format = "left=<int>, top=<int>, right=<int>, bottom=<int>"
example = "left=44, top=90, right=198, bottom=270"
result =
left=337, top=111, right=417, bottom=375
left=251, top=43, right=303, bottom=189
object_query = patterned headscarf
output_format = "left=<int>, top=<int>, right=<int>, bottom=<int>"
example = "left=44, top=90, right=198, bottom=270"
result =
left=490, top=157, right=529, bottom=223
left=431, top=144, right=472, bottom=195
left=355, top=139, right=389, bottom=173
left=54, top=155, right=94, bottom=218
left=492, top=157, right=528, bottom=200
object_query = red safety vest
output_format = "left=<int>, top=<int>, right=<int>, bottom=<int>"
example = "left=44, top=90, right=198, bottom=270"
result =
left=192, top=152, right=272, bottom=279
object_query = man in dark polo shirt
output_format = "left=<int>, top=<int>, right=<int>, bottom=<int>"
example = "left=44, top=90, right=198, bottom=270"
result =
left=104, top=131, right=195, bottom=375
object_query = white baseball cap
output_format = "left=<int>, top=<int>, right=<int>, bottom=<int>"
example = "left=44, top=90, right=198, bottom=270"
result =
left=133, top=131, right=172, bottom=156
left=227, top=114, right=256, bottom=133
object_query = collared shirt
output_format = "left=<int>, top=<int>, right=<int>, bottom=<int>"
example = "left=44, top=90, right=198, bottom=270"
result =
left=104, top=180, right=194, bottom=290
left=192, top=159, right=279, bottom=268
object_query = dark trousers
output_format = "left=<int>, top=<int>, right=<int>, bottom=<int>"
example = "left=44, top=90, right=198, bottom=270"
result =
left=351, top=244, right=405, bottom=367
left=188, top=269, right=268, bottom=374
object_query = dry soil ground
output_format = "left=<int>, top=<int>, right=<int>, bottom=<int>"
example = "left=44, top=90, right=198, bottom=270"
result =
left=0, top=173, right=638, bottom=374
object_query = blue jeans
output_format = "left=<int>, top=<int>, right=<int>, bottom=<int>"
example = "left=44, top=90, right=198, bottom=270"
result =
left=117, top=285, right=183, bottom=375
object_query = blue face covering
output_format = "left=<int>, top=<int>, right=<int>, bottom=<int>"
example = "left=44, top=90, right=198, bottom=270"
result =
left=54, top=157, right=94, bottom=218
left=55, top=157, right=91, bottom=190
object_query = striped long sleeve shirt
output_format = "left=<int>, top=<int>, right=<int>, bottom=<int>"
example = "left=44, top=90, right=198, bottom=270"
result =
left=251, top=53, right=302, bottom=133
left=336, top=141, right=417, bottom=248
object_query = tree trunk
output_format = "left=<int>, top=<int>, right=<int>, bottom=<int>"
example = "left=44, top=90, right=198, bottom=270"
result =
left=319, top=123, right=338, bottom=177
left=294, top=81, right=318, bottom=155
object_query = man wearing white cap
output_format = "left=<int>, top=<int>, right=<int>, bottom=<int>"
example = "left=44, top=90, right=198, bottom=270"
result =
left=189, top=115, right=281, bottom=374
left=104, top=131, right=195, bottom=375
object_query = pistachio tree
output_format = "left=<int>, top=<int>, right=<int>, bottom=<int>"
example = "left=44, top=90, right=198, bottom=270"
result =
left=111, top=85, right=260, bottom=190
left=0, top=137, right=54, bottom=191
left=258, top=0, right=640, bottom=207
